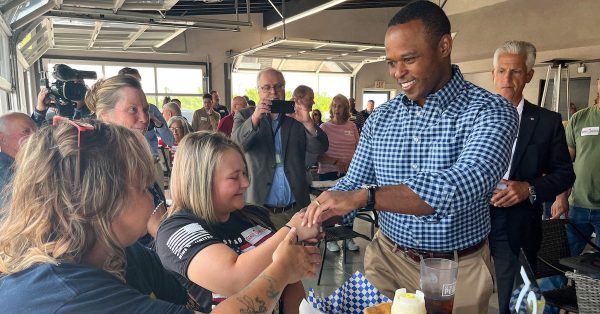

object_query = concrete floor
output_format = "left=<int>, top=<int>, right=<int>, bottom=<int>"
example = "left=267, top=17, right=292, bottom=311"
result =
left=301, top=218, right=500, bottom=314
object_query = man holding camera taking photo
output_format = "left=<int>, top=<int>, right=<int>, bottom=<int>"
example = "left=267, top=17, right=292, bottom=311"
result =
left=232, top=68, right=328, bottom=228
left=32, top=65, right=95, bottom=126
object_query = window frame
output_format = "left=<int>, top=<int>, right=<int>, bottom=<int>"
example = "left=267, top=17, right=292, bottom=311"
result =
left=42, top=56, right=208, bottom=108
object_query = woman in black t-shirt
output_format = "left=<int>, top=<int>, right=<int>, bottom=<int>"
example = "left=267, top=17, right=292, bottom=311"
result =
left=0, top=121, right=320, bottom=314
left=156, top=131, right=320, bottom=313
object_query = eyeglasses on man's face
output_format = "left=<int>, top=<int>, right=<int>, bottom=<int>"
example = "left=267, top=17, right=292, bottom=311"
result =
left=259, top=84, right=285, bottom=92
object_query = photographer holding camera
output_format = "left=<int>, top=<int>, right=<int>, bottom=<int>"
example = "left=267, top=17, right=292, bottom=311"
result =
left=32, top=64, right=95, bottom=126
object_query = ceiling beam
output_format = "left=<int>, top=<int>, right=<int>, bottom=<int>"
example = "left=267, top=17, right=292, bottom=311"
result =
left=46, top=11, right=240, bottom=32
left=88, top=21, right=102, bottom=49
left=56, top=6, right=251, bottom=27
left=113, top=0, right=126, bottom=13
left=315, top=61, right=325, bottom=74
left=123, top=25, right=149, bottom=50
left=264, top=0, right=348, bottom=30
left=154, top=28, right=185, bottom=48
left=276, top=59, right=286, bottom=70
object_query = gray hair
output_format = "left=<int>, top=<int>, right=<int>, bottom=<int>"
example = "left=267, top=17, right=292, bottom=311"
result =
left=163, top=102, right=182, bottom=117
left=493, top=40, right=537, bottom=72
left=256, top=67, right=285, bottom=87
left=167, top=116, right=193, bottom=136
left=293, top=85, right=314, bottom=99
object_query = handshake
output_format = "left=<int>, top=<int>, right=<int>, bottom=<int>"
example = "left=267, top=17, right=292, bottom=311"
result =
left=283, top=209, right=330, bottom=243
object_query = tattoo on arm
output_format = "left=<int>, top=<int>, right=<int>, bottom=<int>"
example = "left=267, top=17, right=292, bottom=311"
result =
left=261, top=275, right=281, bottom=299
left=236, top=295, right=268, bottom=314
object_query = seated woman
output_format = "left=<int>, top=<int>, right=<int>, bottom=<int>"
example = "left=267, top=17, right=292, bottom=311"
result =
left=156, top=131, right=320, bottom=313
left=161, top=116, right=193, bottom=161
left=0, top=120, right=320, bottom=313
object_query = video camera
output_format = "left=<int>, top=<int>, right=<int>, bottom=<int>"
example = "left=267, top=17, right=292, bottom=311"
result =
left=40, top=64, right=97, bottom=107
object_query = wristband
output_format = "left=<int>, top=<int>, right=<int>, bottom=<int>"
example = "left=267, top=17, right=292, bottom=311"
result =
left=283, top=224, right=292, bottom=230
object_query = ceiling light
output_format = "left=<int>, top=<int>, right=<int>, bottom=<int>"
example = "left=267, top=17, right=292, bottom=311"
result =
left=266, top=0, right=348, bottom=30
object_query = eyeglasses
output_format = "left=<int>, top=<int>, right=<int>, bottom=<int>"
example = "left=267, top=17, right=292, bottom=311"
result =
left=52, top=116, right=95, bottom=182
left=259, top=84, right=285, bottom=92
left=169, top=127, right=183, bottom=133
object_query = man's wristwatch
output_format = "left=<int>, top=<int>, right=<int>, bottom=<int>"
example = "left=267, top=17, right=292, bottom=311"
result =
left=528, top=184, right=537, bottom=204
left=361, top=184, right=379, bottom=210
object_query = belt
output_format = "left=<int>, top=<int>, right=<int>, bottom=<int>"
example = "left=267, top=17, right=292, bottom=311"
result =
left=264, top=203, right=296, bottom=214
left=379, top=232, right=485, bottom=263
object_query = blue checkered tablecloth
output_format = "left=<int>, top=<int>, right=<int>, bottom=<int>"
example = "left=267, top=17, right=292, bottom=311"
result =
left=306, top=271, right=390, bottom=314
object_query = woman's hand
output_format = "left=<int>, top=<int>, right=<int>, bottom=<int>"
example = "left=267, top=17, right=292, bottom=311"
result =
left=272, top=227, right=321, bottom=284
left=286, top=212, right=320, bottom=241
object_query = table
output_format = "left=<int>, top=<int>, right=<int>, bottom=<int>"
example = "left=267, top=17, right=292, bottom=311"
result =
left=560, top=252, right=600, bottom=275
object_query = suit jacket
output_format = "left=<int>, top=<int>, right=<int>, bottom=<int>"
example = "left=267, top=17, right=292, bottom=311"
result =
left=492, top=100, right=575, bottom=262
left=232, top=107, right=329, bottom=208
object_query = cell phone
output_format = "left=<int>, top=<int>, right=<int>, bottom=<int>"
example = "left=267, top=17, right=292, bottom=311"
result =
left=270, top=100, right=295, bottom=113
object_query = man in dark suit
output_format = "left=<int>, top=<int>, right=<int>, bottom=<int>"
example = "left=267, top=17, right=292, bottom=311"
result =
left=232, top=68, right=328, bottom=229
left=355, top=99, right=374, bottom=133
left=489, top=40, right=575, bottom=314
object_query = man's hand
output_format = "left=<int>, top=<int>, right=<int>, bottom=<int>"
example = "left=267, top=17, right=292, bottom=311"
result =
left=490, top=179, right=530, bottom=207
left=251, top=101, right=271, bottom=127
left=36, top=88, right=50, bottom=111
left=301, top=190, right=367, bottom=227
left=551, top=193, right=569, bottom=219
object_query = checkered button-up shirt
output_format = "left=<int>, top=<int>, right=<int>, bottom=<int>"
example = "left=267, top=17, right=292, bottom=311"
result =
left=334, top=66, right=519, bottom=252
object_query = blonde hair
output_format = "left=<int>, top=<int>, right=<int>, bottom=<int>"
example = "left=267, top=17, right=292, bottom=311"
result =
left=329, top=94, right=351, bottom=122
left=0, top=120, right=155, bottom=280
left=85, top=75, right=142, bottom=118
left=169, top=131, right=248, bottom=224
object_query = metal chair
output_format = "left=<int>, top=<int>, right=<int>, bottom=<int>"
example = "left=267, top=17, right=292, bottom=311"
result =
left=158, top=146, right=172, bottom=189
left=317, top=225, right=371, bottom=285
left=355, top=207, right=378, bottom=239
left=565, top=272, right=600, bottom=314
left=535, top=219, right=579, bottom=313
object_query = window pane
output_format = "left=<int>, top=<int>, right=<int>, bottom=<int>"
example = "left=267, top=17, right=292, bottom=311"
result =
left=4, top=0, right=49, bottom=24
left=105, top=65, right=156, bottom=93
left=156, top=67, right=203, bottom=95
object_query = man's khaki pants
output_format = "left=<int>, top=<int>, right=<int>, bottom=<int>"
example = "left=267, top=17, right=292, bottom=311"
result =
left=364, top=231, right=494, bottom=314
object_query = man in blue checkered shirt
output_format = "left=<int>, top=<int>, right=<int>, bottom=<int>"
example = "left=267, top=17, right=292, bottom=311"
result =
left=303, top=2, right=518, bottom=313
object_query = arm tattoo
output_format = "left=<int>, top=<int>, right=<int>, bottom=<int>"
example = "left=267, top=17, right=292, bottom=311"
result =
left=260, top=275, right=282, bottom=299
left=236, top=295, right=268, bottom=314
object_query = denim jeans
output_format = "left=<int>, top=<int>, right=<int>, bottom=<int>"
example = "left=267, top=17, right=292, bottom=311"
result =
left=538, top=206, right=600, bottom=313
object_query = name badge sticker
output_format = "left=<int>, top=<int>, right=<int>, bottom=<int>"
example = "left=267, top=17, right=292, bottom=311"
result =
left=581, top=126, right=599, bottom=136
left=200, top=117, right=208, bottom=121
